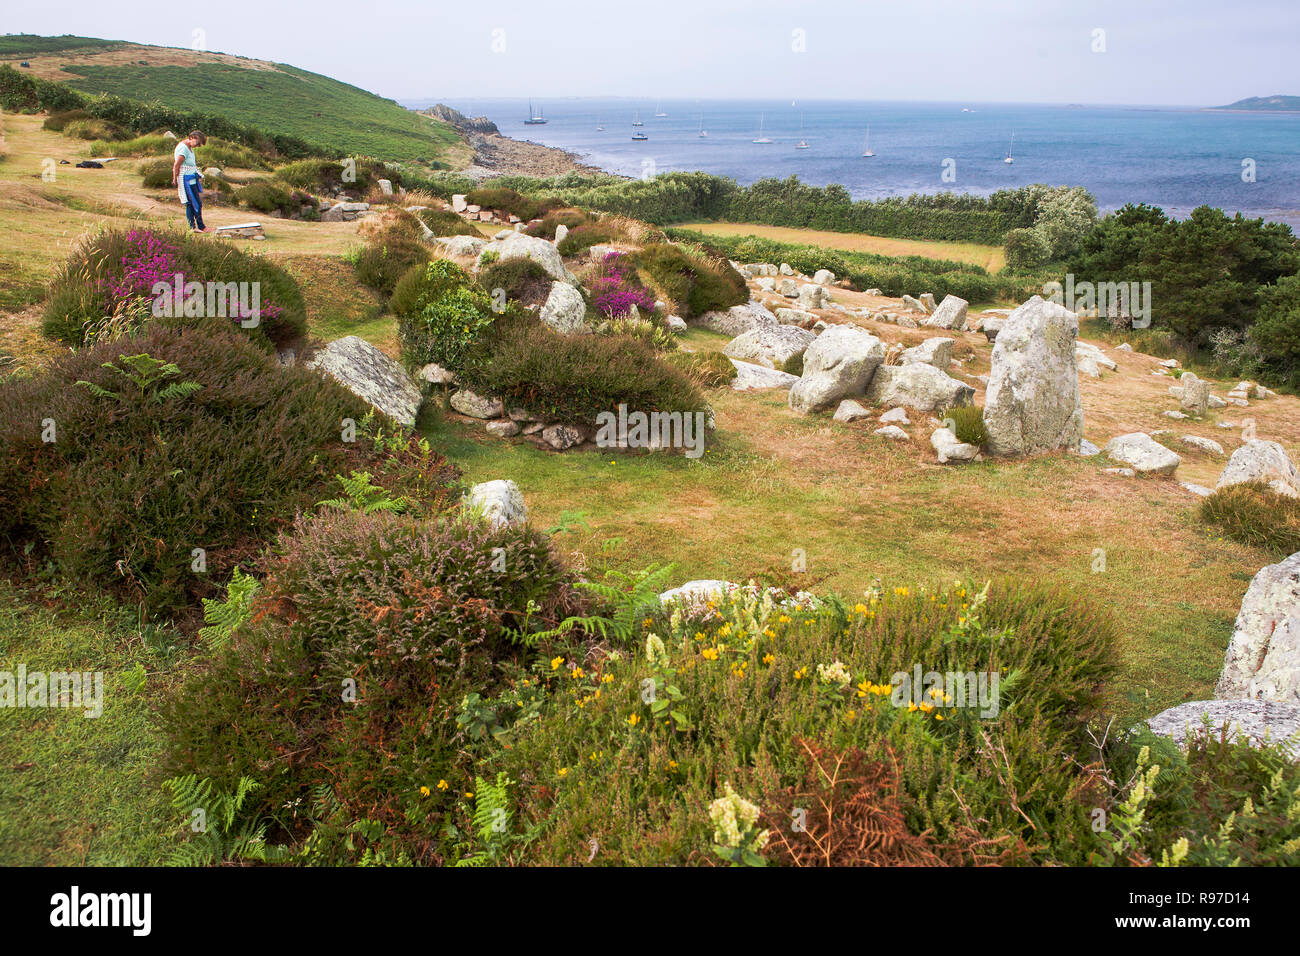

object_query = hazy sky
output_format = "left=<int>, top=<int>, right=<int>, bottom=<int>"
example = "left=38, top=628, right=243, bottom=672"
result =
left=7, top=0, right=1299, bottom=106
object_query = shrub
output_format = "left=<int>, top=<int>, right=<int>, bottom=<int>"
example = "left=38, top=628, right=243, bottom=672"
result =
left=237, top=179, right=314, bottom=216
left=940, top=405, right=988, bottom=447
left=1004, top=227, right=1050, bottom=270
left=41, top=227, right=307, bottom=348
left=478, top=257, right=553, bottom=308
left=139, top=158, right=173, bottom=189
left=462, top=321, right=704, bottom=421
left=526, top=209, right=589, bottom=240
left=413, top=207, right=480, bottom=238
left=663, top=349, right=736, bottom=387
left=398, top=284, right=497, bottom=372
left=634, top=243, right=747, bottom=318
left=350, top=215, right=432, bottom=299
left=586, top=251, right=656, bottom=318
left=42, top=109, right=92, bottom=132
left=63, top=117, right=127, bottom=141
left=88, top=133, right=173, bottom=158
left=1250, top=272, right=1300, bottom=389
left=1200, top=481, right=1300, bottom=556
left=158, top=509, right=584, bottom=853
left=465, top=186, right=549, bottom=222
left=557, top=223, right=615, bottom=257
left=0, top=322, right=386, bottom=615
left=477, top=577, right=1116, bottom=864
left=390, top=258, right=470, bottom=319
left=781, top=352, right=804, bottom=376
left=274, top=157, right=394, bottom=194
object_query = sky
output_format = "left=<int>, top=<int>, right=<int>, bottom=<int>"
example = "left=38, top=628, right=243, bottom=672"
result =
left=5, top=0, right=1299, bottom=106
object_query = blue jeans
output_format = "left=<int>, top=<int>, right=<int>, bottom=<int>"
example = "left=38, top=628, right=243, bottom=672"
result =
left=182, top=174, right=205, bottom=230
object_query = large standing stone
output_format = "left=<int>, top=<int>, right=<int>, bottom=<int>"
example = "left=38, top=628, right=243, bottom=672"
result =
left=1215, top=440, right=1300, bottom=498
left=797, top=285, right=826, bottom=310
left=788, top=325, right=885, bottom=414
left=1179, top=372, right=1210, bottom=416
left=923, top=295, right=968, bottom=330
left=865, top=363, right=974, bottom=414
left=722, top=325, right=815, bottom=369
left=901, top=294, right=927, bottom=313
left=554, top=223, right=569, bottom=244
left=693, top=300, right=779, bottom=337
left=1146, top=700, right=1300, bottom=759
left=1103, top=433, right=1180, bottom=476
left=899, top=337, right=954, bottom=372
left=539, top=281, right=589, bottom=334
left=982, top=296, right=1083, bottom=456
left=1216, top=551, right=1300, bottom=703
left=466, top=479, right=527, bottom=529
left=306, top=336, right=422, bottom=427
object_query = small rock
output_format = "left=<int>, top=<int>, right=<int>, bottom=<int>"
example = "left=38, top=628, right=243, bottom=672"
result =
left=833, top=399, right=872, bottom=423
left=542, top=424, right=583, bottom=450
left=879, top=407, right=911, bottom=425
left=1104, top=433, right=1180, bottom=476
left=874, top=424, right=910, bottom=441
left=466, top=479, right=526, bottom=529
left=450, top=389, right=503, bottom=419
left=1181, top=435, right=1224, bottom=455
left=486, top=420, right=521, bottom=438
left=930, top=427, right=978, bottom=464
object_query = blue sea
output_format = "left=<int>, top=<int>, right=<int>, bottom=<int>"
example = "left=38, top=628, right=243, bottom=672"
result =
left=406, top=98, right=1300, bottom=230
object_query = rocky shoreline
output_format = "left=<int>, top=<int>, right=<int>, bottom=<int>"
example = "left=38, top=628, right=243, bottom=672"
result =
left=456, top=130, right=609, bottom=182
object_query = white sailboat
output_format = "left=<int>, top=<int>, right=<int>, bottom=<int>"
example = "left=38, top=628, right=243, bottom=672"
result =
left=795, top=112, right=809, bottom=149
left=1004, top=131, right=1015, bottom=164
left=654, top=100, right=668, bottom=118
left=698, top=113, right=708, bottom=137
left=632, top=111, right=644, bottom=127
left=861, top=124, right=874, bottom=157
left=752, top=113, right=772, bottom=144
left=596, top=118, right=605, bottom=131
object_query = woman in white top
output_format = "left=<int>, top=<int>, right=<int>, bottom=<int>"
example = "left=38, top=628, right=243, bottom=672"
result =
left=171, top=130, right=207, bottom=231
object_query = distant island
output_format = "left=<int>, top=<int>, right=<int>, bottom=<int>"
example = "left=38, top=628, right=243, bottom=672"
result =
left=1213, top=95, right=1300, bottom=112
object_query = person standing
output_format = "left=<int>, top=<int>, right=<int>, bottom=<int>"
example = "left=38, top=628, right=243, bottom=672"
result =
left=171, top=130, right=207, bottom=231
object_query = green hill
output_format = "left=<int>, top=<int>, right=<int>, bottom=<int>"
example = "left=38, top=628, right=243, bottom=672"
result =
left=0, top=34, right=466, bottom=164
left=1213, top=95, right=1300, bottom=112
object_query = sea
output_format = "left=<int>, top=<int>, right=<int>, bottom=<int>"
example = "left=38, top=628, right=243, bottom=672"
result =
left=404, top=98, right=1300, bottom=231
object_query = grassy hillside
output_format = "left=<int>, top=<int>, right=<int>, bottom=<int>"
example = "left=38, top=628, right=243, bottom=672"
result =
left=0, top=35, right=467, bottom=164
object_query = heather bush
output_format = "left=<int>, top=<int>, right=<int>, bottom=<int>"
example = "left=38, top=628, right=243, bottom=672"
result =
left=586, top=251, right=656, bottom=318
left=477, top=257, right=553, bottom=308
left=634, top=243, right=747, bottom=318
left=158, top=508, right=586, bottom=856
left=413, top=207, right=480, bottom=238
left=526, top=208, right=589, bottom=240
left=0, top=322, right=397, bottom=615
left=139, top=158, right=172, bottom=189
left=465, top=186, right=551, bottom=222
left=557, top=223, right=616, bottom=257
left=351, top=237, right=432, bottom=298
left=42, top=108, right=92, bottom=132
left=238, top=179, right=315, bottom=216
left=41, top=227, right=307, bottom=348
left=461, top=321, right=704, bottom=422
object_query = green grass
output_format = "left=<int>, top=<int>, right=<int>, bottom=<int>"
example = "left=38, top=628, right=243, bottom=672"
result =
left=0, top=581, right=177, bottom=865
left=61, top=61, right=463, bottom=164
left=0, top=35, right=127, bottom=56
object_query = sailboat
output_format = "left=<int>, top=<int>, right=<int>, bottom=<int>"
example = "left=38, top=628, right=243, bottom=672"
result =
left=862, top=125, right=874, bottom=157
left=596, top=118, right=605, bottom=131
left=795, top=112, right=810, bottom=149
left=654, top=100, right=668, bottom=118
left=1004, top=131, right=1015, bottom=164
left=752, top=113, right=772, bottom=144
left=631, top=111, right=644, bottom=127
left=698, top=113, right=708, bottom=138
left=524, top=100, right=547, bottom=125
